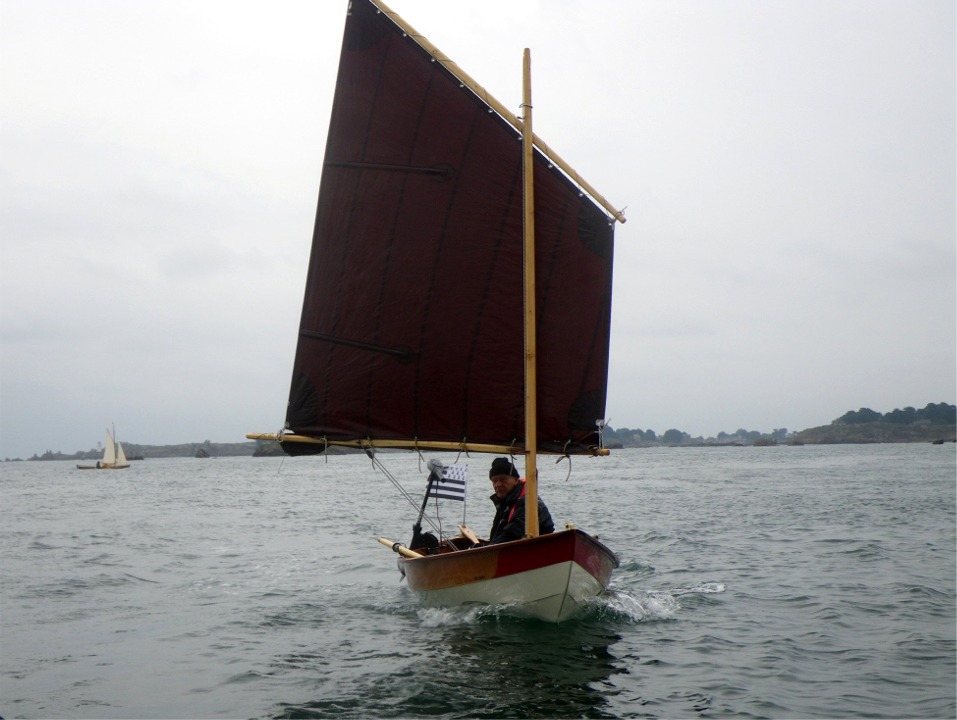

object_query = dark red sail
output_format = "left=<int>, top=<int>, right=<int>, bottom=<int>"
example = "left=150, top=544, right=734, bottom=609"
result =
left=284, top=0, right=615, bottom=455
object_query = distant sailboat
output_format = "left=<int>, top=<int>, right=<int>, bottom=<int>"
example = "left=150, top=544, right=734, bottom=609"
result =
left=249, top=0, right=625, bottom=621
left=77, top=426, right=130, bottom=470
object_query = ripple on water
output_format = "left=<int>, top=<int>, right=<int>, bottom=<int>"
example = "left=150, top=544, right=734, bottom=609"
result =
left=2, top=449, right=953, bottom=719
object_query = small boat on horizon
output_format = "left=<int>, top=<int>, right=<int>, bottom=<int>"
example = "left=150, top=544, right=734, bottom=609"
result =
left=76, top=426, right=130, bottom=470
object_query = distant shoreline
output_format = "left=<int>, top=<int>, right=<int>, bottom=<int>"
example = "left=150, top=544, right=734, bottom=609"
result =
left=7, top=421, right=955, bottom=462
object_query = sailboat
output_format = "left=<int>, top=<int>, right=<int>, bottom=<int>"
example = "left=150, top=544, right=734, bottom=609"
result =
left=77, top=426, right=131, bottom=470
left=249, top=0, right=626, bottom=622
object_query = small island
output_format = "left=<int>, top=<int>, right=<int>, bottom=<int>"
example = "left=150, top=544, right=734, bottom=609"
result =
left=601, top=402, right=956, bottom=448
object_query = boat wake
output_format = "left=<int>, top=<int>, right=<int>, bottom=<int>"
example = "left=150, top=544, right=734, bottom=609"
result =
left=416, top=602, right=533, bottom=627
left=590, top=581, right=727, bottom=623
left=672, top=581, right=726, bottom=596
left=411, top=582, right=727, bottom=626
left=592, top=589, right=680, bottom=622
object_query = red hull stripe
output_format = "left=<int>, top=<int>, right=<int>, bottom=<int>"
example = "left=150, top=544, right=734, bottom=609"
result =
left=401, top=529, right=618, bottom=593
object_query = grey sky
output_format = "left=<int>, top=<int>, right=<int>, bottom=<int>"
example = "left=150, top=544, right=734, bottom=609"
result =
left=1, top=0, right=954, bottom=459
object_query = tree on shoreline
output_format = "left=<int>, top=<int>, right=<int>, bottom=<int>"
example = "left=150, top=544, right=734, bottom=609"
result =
left=837, top=403, right=955, bottom=426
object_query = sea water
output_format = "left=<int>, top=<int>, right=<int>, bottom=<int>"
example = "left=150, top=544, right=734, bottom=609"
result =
left=1, top=444, right=954, bottom=719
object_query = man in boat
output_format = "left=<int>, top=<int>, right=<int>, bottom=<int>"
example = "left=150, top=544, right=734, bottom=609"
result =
left=488, top=457, right=554, bottom=544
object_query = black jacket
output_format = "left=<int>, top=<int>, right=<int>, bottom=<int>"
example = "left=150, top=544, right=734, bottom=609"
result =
left=489, top=480, right=555, bottom=544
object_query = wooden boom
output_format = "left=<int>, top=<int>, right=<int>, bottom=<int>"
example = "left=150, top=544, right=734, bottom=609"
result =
left=245, top=433, right=609, bottom=456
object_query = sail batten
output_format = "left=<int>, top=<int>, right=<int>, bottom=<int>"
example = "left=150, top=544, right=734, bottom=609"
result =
left=300, top=330, right=415, bottom=362
left=325, top=160, right=455, bottom=178
left=283, top=0, right=615, bottom=456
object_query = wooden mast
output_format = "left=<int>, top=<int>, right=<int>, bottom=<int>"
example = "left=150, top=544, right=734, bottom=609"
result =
left=522, top=48, right=539, bottom=538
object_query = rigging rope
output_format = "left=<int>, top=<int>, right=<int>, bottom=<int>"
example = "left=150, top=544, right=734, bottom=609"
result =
left=366, top=450, right=444, bottom=536
left=453, top=437, right=469, bottom=465
left=275, top=426, right=288, bottom=475
left=414, top=438, right=426, bottom=473
left=555, top=442, right=574, bottom=481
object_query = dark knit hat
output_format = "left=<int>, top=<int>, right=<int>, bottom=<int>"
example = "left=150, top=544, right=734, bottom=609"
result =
left=489, top=457, right=519, bottom=479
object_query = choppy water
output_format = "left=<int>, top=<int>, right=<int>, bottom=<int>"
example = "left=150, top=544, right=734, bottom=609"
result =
left=1, top=444, right=954, bottom=719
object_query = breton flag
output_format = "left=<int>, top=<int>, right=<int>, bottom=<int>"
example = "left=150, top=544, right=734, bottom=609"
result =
left=427, top=464, right=468, bottom=502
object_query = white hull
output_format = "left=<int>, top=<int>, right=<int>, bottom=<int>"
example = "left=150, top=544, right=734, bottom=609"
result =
left=413, top=559, right=604, bottom=622
left=396, top=531, right=618, bottom=623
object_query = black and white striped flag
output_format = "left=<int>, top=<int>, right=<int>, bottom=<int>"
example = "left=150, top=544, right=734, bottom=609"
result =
left=427, top=464, right=468, bottom=501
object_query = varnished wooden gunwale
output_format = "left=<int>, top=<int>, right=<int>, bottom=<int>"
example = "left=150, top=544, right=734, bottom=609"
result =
left=399, top=529, right=618, bottom=593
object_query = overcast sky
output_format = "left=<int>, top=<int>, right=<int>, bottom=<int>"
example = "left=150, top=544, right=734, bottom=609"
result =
left=1, top=0, right=954, bottom=459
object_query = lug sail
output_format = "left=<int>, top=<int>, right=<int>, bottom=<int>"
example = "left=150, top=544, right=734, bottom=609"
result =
left=282, top=0, right=617, bottom=456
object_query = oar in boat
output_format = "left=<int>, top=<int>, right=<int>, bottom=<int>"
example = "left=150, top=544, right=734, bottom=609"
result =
left=457, top=525, right=480, bottom=545
left=377, top=537, right=424, bottom=559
